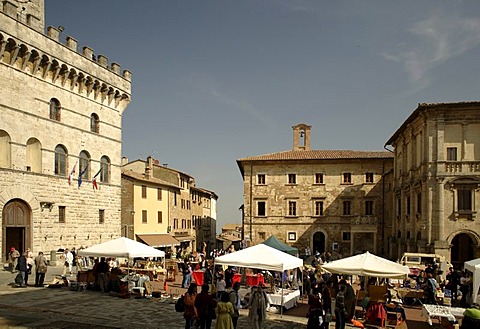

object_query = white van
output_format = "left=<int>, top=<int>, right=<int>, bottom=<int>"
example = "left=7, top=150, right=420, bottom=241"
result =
left=400, top=252, right=452, bottom=278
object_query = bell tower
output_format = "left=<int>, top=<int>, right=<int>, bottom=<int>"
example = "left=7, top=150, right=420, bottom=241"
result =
left=292, top=123, right=312, bottom=151
left=1, top=0, right=44, bottom=32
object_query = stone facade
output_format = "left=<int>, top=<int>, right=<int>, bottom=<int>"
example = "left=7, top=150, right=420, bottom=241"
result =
left=237, top=124, right=394, bottom=258
left=385, top=102, right=480, bottom=268
left=0, top=0, right=131, bottom=263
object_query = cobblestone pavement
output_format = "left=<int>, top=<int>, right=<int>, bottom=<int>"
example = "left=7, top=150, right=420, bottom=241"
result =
left=0, top=266, right=308, bottom=328
left=0, top=265, right=440, bottom=328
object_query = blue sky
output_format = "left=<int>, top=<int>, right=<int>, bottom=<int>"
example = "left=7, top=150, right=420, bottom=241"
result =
left=46, top=1, right=480, bottom=230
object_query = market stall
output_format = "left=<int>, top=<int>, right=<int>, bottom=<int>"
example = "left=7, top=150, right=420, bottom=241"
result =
left=322, top=252, right=410, bottom=326
left=465, top=258, right=480, bottom=304
left=214, top=244, right=303, bottom=315
left=78, top=237, right=166, bottom=295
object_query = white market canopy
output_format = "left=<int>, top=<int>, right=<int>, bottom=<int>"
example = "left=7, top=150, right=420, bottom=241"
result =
left=78, top=237, right=165, bottom=259
left=322, top=251, right=410, bottom=279
left=465, top=258, right=480, bottom=299
left=214, top=243, right=303, bottom=272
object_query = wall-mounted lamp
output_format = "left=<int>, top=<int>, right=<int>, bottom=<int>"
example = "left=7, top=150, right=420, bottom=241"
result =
left=87, top=234, right=90, bottom=240
left=40, top=201, right=55, bottom=211
left=74, top=234, right=77, bottom=239
left=59, top=235, right=63, bottom=240
left=99, top=234, right=102, bottom=239
left=110, top=234, right=114, bottom=239
left=44, top=235, right=48, bottom=241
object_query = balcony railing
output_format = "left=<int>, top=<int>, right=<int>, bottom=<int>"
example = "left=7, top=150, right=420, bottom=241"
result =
left=439, top=161, right=480, bottom=173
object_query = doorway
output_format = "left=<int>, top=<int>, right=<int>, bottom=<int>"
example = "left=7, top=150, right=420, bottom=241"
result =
left=451, top=233, right=475, bottom=269
left=2, top=199, right=31, bottom=262
left=312, top=231, right=326, bottom=255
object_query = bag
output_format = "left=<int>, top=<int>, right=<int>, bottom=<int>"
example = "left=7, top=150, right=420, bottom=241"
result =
left=38, top=265, right=47, bottom=274
left=175, top=295, right=185, bottom=312
left=325, top=312, right=332, bottom=322
left=15, top=273, right=23, bottom=285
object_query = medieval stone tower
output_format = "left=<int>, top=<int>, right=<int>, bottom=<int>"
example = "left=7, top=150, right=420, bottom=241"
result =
left=0, top=0, right=132, bottom=263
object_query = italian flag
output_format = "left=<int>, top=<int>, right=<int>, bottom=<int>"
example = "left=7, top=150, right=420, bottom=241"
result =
left=92, top=167, right=102, bottom=190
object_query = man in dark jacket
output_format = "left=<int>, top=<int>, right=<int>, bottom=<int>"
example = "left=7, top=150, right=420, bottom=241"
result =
left=16, top=252, right=28, bottom=287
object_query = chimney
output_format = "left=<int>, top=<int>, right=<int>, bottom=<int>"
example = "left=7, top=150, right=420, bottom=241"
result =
left=145, top=156, right=154, bottom=179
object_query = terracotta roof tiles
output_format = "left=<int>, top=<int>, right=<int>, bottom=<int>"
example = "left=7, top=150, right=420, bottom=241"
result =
left=238, top=149, right=393, bottom=162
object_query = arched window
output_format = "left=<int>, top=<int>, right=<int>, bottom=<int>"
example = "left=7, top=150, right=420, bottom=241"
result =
left=100, top=156, right=110, bottom=183
left=54, top=144, right=67, bottom=176
left=79, top=150, right=91, bottom=180
left=26, top=137, right=42, bottom=173
left=90, top=113, right=99, bottom=133
left=0, top=130, right=11, bottom=168
left=49, top=98, right=61, bottom=121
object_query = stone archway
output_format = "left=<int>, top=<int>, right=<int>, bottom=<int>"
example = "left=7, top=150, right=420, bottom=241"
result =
left=451, top=232, right=476, bottom=269
left=2, top=199, right=32, bottom=262
left=312, top=231, right=326, bottom=255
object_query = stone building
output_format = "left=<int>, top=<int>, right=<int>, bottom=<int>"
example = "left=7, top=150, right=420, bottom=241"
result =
left=237, top=124, right=394, bottom=258
left=122, top=157, right=217, bottom=254
left=0, top=0, right=131, bottom=263
left=385, top=102, right=480, bottom=268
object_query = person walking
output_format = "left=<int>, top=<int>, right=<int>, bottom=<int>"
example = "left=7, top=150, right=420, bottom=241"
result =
left=216, top=292, right=234, bottom=329
left=195, top=284, right=217, bottom=329
left=34, top=251, right=48, bottom=287
left=9, top=247, right=20, bottom=272
left=15, top=252, right=28, bottom=287
left=184, top=283, right=198, bottom=329
left=182, top=260, right=193, bottom=288
left=307, top=286, right=323, bottom=329
left=335, top=284, right=347, bottom=329
left=248, top=285, right=269, bottom=329
left=229, top=282, right=241, bottom=329
left=320, top=281, right=332, bottom=328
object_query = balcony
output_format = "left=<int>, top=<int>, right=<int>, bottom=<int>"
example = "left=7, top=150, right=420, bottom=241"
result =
left=439, top=161, right=480, bottom=173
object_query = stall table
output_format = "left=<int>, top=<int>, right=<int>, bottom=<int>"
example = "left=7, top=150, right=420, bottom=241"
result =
left=395, top=288, right=424, bottom=305
left=267, top=289, right=300, bottom=310
left=421, top=304, right=460, bottom=326
left=246, top=274, right=264, bottom=287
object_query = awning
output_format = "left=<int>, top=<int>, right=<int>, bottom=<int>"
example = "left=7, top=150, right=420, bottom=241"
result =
left=136, top=234, right=180, bottom=248
left=174, top=235, right=194, bottom=242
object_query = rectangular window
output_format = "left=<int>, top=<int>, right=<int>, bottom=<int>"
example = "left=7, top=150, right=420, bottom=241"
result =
left=173, top=218, right=178, bottom=229
left=182, top=219, right=186, bottom=229
left=59, top=206, right=66, bottom=223
left=406, top=196, right=411, bottom=215
left=188, top=219, right=191, bottom=229
left=342, top=232, right=351, bottom=241
left=288, top=232, right=297, bottom=241
left=257, top=174, right=266, bottom=185
left=315, top=173, right=324, bottom=184
left=343, top=172, right=352, bottom=184
left=157, top=188, right=162, bottom=200
left=343, top=200, right=352, bottom=215
left=447, top=147, right=457, bottom=161
left=142, top=210, right=147, bottom=223
left=288, top=201, right=297, bottom=216
left=258, top=232, right=266, bottom=240
left=365, top=201, right=374, bottom=216
left=181, top=199, right=185, bottom=209
left=417, top=193, right=422, bottom=214
left=157, top=211, right=162, bottom=224
left=458, top=190, right=472, bottom=211
left=141, top=185, right=147, bottom=198
left=288, top=174, right=296, bottom=184
left=365, top=172, right=374, bottom=183
left=257, top=201, right=266, bottom=216
left=314, top=200, right=324, bottom=216
left=99, top=209, right=105, bottom=224
left=174, top=193, right=177, bottom=206
left=397, top=198, right=401, bottom=217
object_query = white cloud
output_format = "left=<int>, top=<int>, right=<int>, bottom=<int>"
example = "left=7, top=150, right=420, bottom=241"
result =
left=382, top=10, right=480, bottom=92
